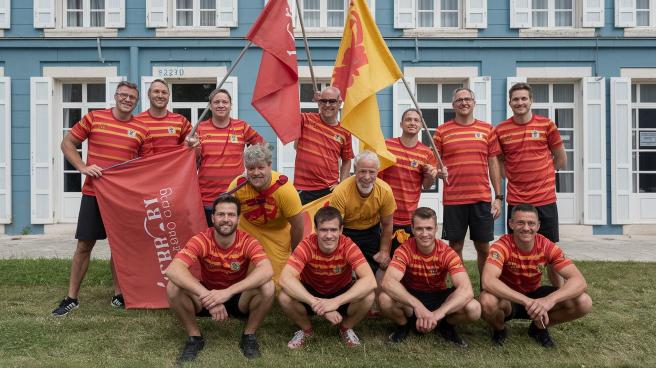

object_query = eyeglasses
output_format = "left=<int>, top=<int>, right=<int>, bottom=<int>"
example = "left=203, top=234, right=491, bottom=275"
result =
left=116, top=93, right=138, bottom=101
left=318, top=98, right=340, bottom=105
left=453, top=98, right=474, bottom=105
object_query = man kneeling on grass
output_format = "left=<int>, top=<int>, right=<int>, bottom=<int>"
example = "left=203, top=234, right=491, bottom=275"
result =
left=278, top=206, right=376, bottom=349
left=379, top=207, right=480, bottom=347
left=165, top=195, right=275, bottom=363
left=480, top=204, right=592, bottom=348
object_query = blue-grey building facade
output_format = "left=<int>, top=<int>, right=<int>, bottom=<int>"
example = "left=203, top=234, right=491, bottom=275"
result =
left=0, top=1, right=655, bottom=235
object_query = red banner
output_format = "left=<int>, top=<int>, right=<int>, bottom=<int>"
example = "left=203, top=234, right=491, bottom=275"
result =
left=94, top=147, right=206, bottom=309
left=246, top=0, right=301, bottom=144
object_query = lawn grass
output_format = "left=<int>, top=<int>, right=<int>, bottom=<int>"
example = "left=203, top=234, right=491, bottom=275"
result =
left=0, top=259, right=654, bottom=367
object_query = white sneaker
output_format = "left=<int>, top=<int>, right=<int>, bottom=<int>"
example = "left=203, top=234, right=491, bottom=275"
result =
left=340, top=328, right=361, bottom=347
left=287, top=329, right=312, bottom=349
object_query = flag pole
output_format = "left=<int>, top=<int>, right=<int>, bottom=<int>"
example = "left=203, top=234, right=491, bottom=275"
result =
left=294, top=0, right=318, bottom=93
left=399, top=76, right=449, bottom=183
left=189, top=41, right=254, bottom=136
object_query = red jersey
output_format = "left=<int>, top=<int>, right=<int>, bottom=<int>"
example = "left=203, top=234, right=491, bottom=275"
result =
left=389, top=238, right=466, bottom=293
left=486, top=233, right=572, bottom=294
left=135, top=110, right=191, bottom=154
left=175, top=228, right=268, bottom=291
left=379, top=138, right=437, bottom=225
left=69, top=108, right=152, bottom=196
left=196, top=118, right=264, bottom=206
left=287, top=233, right=367, bottom=295
left=293, top=112, right=354, bottom=190
left=433, top=120, right=501, bottom=205
left=494, top=115, right=563, bottom=206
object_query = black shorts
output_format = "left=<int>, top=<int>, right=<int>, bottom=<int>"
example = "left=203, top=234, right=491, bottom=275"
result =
left=75, top=195, right=107, bottom=240
left=391, top=224, right=413, bottom=254
left=298, top=188, right=332, bottom=206
left=442, top=202, right=494, bottom=242
left=301, top=282, right=353, bottom=317
left=505, top=285, right=557, bottom=321
left=203, top=206, right=213, bottom=228
left=343, top=224, right=381, bottom=273
left=507, top=203, right=559, bottom=243
left=196, top=292, right=248, bottom=319
left=408, top=287, right=456, bottom=312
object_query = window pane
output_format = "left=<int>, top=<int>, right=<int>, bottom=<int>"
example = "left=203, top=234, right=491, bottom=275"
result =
left=304, top=0, right=320, bottom=27
left=556, top=173, right=574, bottom=193
left=64, top=173, right=82, bottom=193
left=68, top=0, right=82, bottom=9
left=639, top=174, right=656, bottom=193
left=639, top=131, right=656, bottom=149
left=417, top=84, right=438, bottom=103
left=560, top=130, right=574, bottom=149
left=63, top=108, right=82, bottom=129
left=640, top=85, right=656, bottom=103
left=633, top=151, right=637, bottom=171
left=442, top=0, right=458, bottom=10
left=532, top=0, right=547, bottom=9
left=637, top=0, right=649, bottom=7
left=418, top=0, right=434, bottom=11
left=172, top=84, right=215, bottom=102
left=442, top=84, right=462, bottom=103
left=173, top=108, right=192, bottom=122
left=553, top=84, right=574, bottom=103
left=301, top=107, right=319, bottom=113
left=327, top=0, right=344, bottom=10
left=63, top=84, right=82, bottom=102
left=632, top=84, right=637, bottom=103
left=637, top=11, right=649, bottom=26
left=532, top=84, right=548, bottom=102
left=177, top=11, right=193, bottom=26
left=444, top=108, right=455, bottom=122
left=177, top=0, right=193, bottom=8
left=300, top=84, right=319, bottom=102
left=327, top=11, right=344, bottom=27
left=422, top=109, right=439, bottom=129
left=418, top=12, right=434, bottom=27
left=565, top=151, right=574, bottom=171
left=533, top=108, right=548, bottom=117
left=633, top=173, right=638, bottom=193
left=91, top=11, right=105, bottom=27
left=554, top=108, right=573, bottom=129
left=67, top=11, right=83, bottom=27
left=200, top=10, right=215, bottom=26
left=441, top=12, right=458, bottom=27
left=87, top=84, right=106, bottom=102
left=555, top=0, right=572, bottom=10
left=555, top=11, right=573, bottom=27
left=201, top=0, right=216, bottom=7
left=91, top=0, right=105, bottom=9
left=638, top=109, right=656, bottom=129
left=639, top=152, right=656, bottom=171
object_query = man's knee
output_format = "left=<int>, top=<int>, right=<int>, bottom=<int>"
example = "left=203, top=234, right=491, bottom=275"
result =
left=463, top=299, right=481, bottom=321
left=75, top=240, right=96, bottom=254
left=573, top=293, right=592, bottom=317
left=473, top=241, right=489, bottom=255
left=479, top=292, right=500, bottom=316
left=259, top=280, right=275, bottom=300
left=166, top=281, right=182, bottom=301
left=449, top=240, right=465, bottom=253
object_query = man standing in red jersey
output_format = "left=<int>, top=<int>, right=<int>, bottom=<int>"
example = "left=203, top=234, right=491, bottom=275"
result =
left=433, top=88, right=502, bottom=275
left=166, top=195, right=275, bottom=362
left=379, top=108, right=437, bottom=253
left=278, top=206, right=376, bottom=349
left=480, top=204, right=592, bottom=348
left=294, top=86, right=354, bottom=205
left=195, top=88, right=264, bottom=226
left=135, top=79, right=195, bottom=154
left=53, top=81, right=152, bottom=316
left=379, top=207, right=480, bottom=346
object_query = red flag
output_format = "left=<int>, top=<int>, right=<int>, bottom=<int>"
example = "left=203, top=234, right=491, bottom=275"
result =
left=94, top=147, right=205, bottom=309
left=246, top=0, right=301, bottom=144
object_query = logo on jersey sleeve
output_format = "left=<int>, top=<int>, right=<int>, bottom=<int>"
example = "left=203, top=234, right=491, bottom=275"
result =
left=127, top=129, right=136, bottom=137
left=334, top=134, right=345, bottom=144
left=491, top=251, right=501, bottom=260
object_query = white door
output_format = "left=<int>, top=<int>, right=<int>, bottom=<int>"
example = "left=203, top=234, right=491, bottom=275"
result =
left=630, top=82, right=656, bottom=222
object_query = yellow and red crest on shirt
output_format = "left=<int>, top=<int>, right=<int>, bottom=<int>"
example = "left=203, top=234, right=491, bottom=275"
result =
left=127, top=129, right=136, bottom=137
left=167, top=126, right=176, bottom=135
left=333, top=134, right=345, bottom=144
left=229, top=134, right=239, bottom=143
left=531, top=130, right=541, bottom=139
left=230, top=261, right=241, bottom=271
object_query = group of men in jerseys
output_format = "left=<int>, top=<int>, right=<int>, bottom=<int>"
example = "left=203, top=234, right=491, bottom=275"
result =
left=50, top=79, right=592, bottom=363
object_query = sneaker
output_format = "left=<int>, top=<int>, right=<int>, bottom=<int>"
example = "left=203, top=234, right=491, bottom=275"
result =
left=339, top=327, right=361, bottom=347
left=492, top=328, right=507, bottom=346
left=388, top=324, right=410, bottom=343
left=176, top=336, right=205, bottom=364
left=52, top=297, right=79, bottom=317
left=437, top=320, right=468, bottom=348
left=239, top=334, right=261, bottom=359
left=528, top=322, right=555, bottom=348
left=110, top=294, right=125, bottom=308
left=287, top=329, right=312, bottom=349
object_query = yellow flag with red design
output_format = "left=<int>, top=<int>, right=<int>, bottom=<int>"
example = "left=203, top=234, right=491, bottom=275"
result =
left=331, top=0, right=403, bottom=169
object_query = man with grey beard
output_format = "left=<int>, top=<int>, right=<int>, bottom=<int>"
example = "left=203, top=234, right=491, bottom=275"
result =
left=330, top=151, right=396, bottom=275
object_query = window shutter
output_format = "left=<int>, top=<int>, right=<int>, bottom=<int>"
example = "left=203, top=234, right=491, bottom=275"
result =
left=582, top=0, right=605, bottom=28
left=582, top=77, right=607, bottom=225
left=33, top=0, right=55, bottom=28
left=394, top=0, right=416, bottom=29
left=140, top=76, right=157, bottom=112
left=505, top=76, right=527, bottom=118
left=615, top=0, right=636, bottom=27
left=218, top=76, right=238, bottom=118
left=30, top=77, right=54, bottom=224
left=465, top=0, right=487, bottom=29
left=276, top=139, right=296, bottom=181
left=105, top=0, right=125, bottom=28
left=610, top=77, right=632, bottom=224
left=0, top=0, right=10, bottom=29
left=366, top=0, right=376, bottom=21
left=146, top=0, right=168, bottom=28
left=469, top=76, right=491, bottom=123
left=510, top=0, right=531, bottom=28
left=0, top=77, right=10, bottom=223
left=106, top=76, right=126, bottom=108
left=392, top=77, right=415, bottom=137
left=217, top=0, right=237, bottom=27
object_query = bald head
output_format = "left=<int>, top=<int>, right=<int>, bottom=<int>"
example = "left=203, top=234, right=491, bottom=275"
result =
left=317, top=86, right=342, bottom=125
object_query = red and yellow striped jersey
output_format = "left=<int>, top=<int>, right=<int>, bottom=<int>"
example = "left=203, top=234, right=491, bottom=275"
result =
left=196, top=118, right=264, bottom=206
left=287, top=233, right=367, bottom=295
left=70, top=108, right=152, bottom=196
left=486, top=233, right=572, bottom=294
left=175, top=228, right=268, bottom=291
left=135, top=110, right=191, bottom=154
left=379, top=138, right=437, bottom=225
left=494, top=115, right=563, bottom=206
left=389, top=238, right=466, bottom=292
left=433, top=120, right=501, bottom=205
left=293, top=112, right=354, bottom=190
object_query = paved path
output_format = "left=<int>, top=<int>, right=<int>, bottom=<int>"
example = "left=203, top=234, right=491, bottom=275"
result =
left=0, top=232, right=653, bottom=262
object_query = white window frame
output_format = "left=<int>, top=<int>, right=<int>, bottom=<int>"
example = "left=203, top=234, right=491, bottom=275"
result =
left=511, top=0, right=603, bottom=36
left=0, top=73, right=11, bottom=224
left=618, top=0, right=656, bottom=36
left=290, top=0, right=376, bottom=37
left=151, top=0, right=236, bottom=37
left=395, top=0, right=484, bottom=36
left=0, top=0, right=10, bottom=33
left=36, top=0, right=124, bottom=37
left=64, top=0, right=106, bottom=28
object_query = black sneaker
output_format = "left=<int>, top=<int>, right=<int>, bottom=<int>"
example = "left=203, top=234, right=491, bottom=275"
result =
left=110, top=294, right=125, bottom=308
left=52, top=297, right=79, bottom=317
left=492, top=328, right=507, bottom=346
left=388, top=323, right=411, bottom=343
left=177, top=336, right=205, bottom=364
left=239, top=334, right=261, bottom=359
left=437, top=320, right=468, bottom=348
left=528, top=322, right=555, bottom=348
